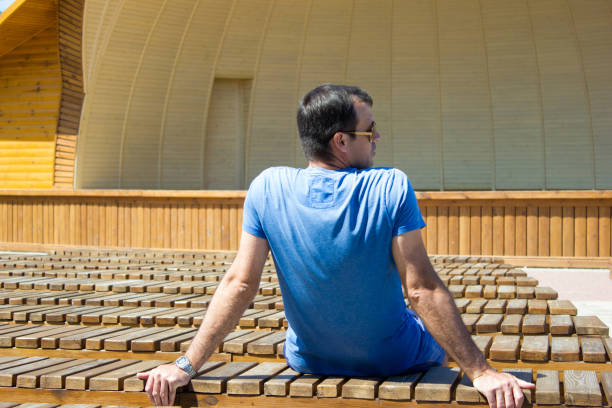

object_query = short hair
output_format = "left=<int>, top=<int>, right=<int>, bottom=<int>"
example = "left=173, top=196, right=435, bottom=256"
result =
left=297, top=84, right=373, bottom=161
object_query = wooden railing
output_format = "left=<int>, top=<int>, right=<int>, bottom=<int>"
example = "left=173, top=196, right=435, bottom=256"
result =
left=1, top=190, right=611, bottom=265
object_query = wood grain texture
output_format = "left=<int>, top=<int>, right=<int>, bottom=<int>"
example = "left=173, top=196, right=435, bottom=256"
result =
left=563, top=370, right=601, bottom=406
left=1, top=191, right=612, bottom=256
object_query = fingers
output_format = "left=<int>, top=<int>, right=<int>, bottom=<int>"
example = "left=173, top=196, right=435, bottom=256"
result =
left=487, top=391, right=496, bottom=408
left=161, top=377, right=171, bottom=406
left=517, top=378, right=536, bottom=389
left=495, top=389, right=505, bottom=408
left=136, top=371, right=149, bottom=380
left=512, top=383, right=525, bottom=408
left=504, top=385, right=515, bottom=408
left=152, top=372, right=162, bottom=406
left=169, top=382, right=178, bottom=407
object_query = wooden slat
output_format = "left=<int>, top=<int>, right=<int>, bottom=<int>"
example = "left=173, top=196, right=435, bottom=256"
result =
left=535, top=369, right=560, bottom=405
left=414, top=366, right=459, bottom=402
left=563, top=370, right=601, bottom=406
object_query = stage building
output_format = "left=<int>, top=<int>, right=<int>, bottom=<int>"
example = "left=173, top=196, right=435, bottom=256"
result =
left=1, top=0, right=611, bottom=267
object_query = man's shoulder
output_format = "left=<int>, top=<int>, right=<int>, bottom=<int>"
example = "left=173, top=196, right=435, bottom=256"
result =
left=357, top=167, right=409, bottom=185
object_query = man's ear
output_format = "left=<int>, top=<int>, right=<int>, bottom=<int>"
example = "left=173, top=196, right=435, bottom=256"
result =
left=331, top=132, right=349, bottom=152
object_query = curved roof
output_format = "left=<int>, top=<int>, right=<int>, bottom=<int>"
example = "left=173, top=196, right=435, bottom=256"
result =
left=0, top=0, right=57, bottom=58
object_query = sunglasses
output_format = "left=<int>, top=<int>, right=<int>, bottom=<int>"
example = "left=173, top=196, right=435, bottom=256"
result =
left=343, top=122, right=377, bottom=143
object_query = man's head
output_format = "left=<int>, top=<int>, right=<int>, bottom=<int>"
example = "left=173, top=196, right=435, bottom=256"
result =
left=297, top=84, right=378, bottom=169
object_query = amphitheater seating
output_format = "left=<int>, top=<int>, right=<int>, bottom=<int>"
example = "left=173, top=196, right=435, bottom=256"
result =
left=0, top=249, right=609, bottom=406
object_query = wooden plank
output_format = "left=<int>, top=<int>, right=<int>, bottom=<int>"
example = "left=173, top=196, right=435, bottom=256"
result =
left=263, top=367, right=300, bottom=396
left=483, top=299, right=506, bottom=314
left=603, top=336, right=612, bottom=361
left=455, top=372, right=487, bottom=403
left=579, top=337, right=606, bottom=363
left=437, top=206, right=449, bottom=254
left=572, top=315, right=609, bottom=335
left=538, top=206, right=550, bottom=256
left=289, top=373, right=323, bottom=397
left=548, top=300, right=577, bottom=315
left=426, top=207, right=437, bottom=253
left=245, top=331, right=286, bottom=355
left=470, top=206, right=481, bottom=255
left=466, top=299, right=486, bottom=314
left=0, top=358, right=72, bottom=386
left=562, top=206, right=574, bottom=256
left=601, top=371, right=612, bottom=408
left=475, top=314, right=503, bottom=333
left=574, top=206, right=587, bottom=257
left=223, top=330, right=272, bottom=353
left=89, top=359, right=168, bottom=391
left=414, top=366, right=459, bottom=402
left=190, top=362, right=257, bottom=393
left=506, top=299, right=527, bottom=314
left=16, top=358, right=93, bottom=388
left=443, top=207, right=457, bottom=253
left=522, top=314, right=546, bottom=334
left=551, top=337, right=580, bottom=362
left=520, top=335, right=548, bottom=361
left=378, top=372, right=421, bottom=401
left=535, top=369, right=560, bottom=405
left=526, top=206, right=538, bottom=256
left=480, top=206, right=492, bottom=255
left=586, top=206, right=598, bottom=257
left=500, top=314, right=522, bottom=334
left=549, top=315, right=574, bottom=335
left=317, top=376, right=347, bottom=398
left=471, top=335, right=492, bottom=358
left=459, top=206, right=470, bottom=255
left=341, top=377, right=381, bottom=400
left=599, top=206, right=610, bottom=256
left=131, top=328, right=197, bottom=352
left=535, top=286, right=557, bottom=300
left=226, top=362, right=287, bottom=395
left=527, top=299, right=548, bottom=314
left=40, top=359, right=119, bottom=389
left=489, top=335, right=520, bottom=361
left=563, top=370, right=601, bottom=406
left=504, top=206, right=515, bottom=255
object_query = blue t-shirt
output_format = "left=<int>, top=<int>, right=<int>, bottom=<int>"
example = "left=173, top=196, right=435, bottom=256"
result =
left=242, top=166, right=427, bottom=376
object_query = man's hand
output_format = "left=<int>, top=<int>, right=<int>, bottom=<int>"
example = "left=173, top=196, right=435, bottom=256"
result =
left=137, top=363, right=191, bottom=406
left=472, top=368, right=535, bottom=408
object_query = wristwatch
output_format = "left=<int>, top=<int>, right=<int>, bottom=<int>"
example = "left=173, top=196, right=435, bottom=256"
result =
left=175, top=356, right=197, bottom=378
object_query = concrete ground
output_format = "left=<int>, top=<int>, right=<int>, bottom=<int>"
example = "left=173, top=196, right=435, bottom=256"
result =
left=522, top=267, right=612, bottom=330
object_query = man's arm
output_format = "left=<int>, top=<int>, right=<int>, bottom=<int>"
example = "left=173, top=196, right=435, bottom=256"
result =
left=137, top=231, right=269, bottom=406
left=392, top=229, right=534, bottom=408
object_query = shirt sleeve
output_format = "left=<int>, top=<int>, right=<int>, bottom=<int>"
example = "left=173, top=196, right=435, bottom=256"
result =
left=242, top=172, right=267, bottom=239
left=387, top=169, right=426, bottom=237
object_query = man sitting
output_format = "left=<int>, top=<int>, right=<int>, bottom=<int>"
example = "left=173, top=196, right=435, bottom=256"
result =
left=139, top=84, right=534, bottom=408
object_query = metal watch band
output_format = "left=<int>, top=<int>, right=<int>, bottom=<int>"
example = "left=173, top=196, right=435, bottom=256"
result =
left=175, top=356, right=197, bottom=378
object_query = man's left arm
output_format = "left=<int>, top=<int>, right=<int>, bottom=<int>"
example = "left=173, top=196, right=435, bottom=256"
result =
left=392, top=230, right=534, bottom=408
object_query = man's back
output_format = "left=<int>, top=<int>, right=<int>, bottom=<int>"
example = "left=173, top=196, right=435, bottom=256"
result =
left=243, top=166, right=433, bottom=376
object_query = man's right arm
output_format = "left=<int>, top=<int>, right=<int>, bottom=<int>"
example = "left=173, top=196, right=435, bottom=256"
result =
left=137, top=231, right=269, bottom=406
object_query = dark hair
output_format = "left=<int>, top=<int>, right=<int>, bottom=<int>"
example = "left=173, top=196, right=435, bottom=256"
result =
left=297, top=84, right=373, bottom=161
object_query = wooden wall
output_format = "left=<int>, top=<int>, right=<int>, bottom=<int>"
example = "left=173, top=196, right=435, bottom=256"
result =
left=54, top=0, right=85, bottom=189
left=1, top=191, right=611, bottom=262
left=0, top=25, right=61, bottom=189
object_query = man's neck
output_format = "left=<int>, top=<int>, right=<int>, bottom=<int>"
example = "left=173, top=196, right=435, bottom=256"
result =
left=308, top=157, right=350, bottom=170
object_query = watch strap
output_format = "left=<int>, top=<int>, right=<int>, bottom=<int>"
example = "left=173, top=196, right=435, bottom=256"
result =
left=175, top=356, right=197, bottom=378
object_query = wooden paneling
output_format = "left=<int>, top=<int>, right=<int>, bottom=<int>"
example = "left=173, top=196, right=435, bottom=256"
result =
left=0, top=23, right=60, bottom=189
left=0, top=0, right=57, bottom=58
left=1, top=190, right=611, bottom=258
left=54, top=0, right=85, bottom=189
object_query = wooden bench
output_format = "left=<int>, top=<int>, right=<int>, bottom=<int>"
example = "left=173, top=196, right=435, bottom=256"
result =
left=0, top=357, right=608, bottom=406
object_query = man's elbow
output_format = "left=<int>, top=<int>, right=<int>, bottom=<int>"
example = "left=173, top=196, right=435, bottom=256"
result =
left=222, top=271, right=259, bottom=297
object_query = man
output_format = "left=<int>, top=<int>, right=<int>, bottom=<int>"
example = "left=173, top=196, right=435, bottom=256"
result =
left=138, top=84, right=534, bottom=407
